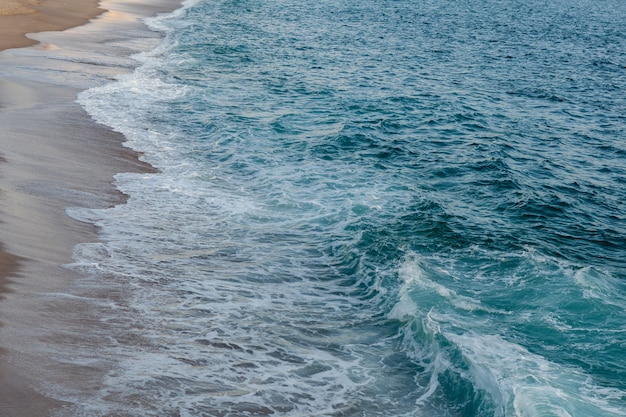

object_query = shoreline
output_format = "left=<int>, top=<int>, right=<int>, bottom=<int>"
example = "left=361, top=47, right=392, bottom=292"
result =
left=0, top=0, right=103, bottom=51
left=0, top=0, right=181, bottom=414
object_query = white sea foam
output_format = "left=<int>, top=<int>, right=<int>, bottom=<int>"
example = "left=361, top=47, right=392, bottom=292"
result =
left=389, top=253, right=626, bottom=417
left=572, top=266, right=626, bottom=309
left=396, top=254, right=510, bottom=315
left=67, top=0, right=626, bottom=414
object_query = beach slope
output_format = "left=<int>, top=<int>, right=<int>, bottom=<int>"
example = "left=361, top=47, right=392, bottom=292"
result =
left=0, top=0, right=179, bottom=414
left=0, top=0, right=102, bottom=50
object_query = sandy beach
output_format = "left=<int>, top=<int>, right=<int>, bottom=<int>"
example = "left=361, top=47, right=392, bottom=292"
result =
left=0, top=0, right=102, bottom=50
left=0, top=0, right=179, bottom=414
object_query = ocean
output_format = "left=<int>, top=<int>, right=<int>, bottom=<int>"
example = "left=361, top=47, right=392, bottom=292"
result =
left=67, top=0, right=626, bottom=415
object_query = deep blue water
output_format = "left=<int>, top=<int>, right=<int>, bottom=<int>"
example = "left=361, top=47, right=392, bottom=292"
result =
left=73, top=0, right=625, bottom=415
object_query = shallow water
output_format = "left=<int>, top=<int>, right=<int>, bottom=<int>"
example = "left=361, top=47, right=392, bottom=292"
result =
left=69, top=0, right=626, bottom=415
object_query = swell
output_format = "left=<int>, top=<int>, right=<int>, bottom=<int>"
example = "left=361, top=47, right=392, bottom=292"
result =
left=71, top=0, right=626, bottom=415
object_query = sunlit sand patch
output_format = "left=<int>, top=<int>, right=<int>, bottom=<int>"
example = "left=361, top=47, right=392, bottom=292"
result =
left=100, top=9, right=134, bottom=22
left=34, top=42, right=60, bottom=50
left=0, top=0, right=40, bottom=16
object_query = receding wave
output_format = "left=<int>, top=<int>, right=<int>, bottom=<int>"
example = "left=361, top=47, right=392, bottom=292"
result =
left=68, top=0, right=626, bottom=415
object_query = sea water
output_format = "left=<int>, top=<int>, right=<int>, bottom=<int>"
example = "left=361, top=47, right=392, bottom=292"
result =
left=68, top=0, right=625, bottom=415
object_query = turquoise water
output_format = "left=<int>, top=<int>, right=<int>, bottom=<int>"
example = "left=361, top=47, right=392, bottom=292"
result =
left=73, top=0, right=625, bottom=415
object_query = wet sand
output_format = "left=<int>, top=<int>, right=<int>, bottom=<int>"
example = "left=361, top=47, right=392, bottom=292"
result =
left=0, top=0, right=180, bottom=414
left=0, top=0, right=102, bottom=51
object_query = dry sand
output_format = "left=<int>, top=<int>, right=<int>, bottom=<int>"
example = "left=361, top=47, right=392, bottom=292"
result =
left=0, top=0, right=103, bottom=50
left=0, top=0, right=180, bottom=414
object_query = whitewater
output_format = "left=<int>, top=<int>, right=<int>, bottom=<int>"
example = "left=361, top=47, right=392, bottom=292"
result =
left=59, top=0, right=626, bottom=415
